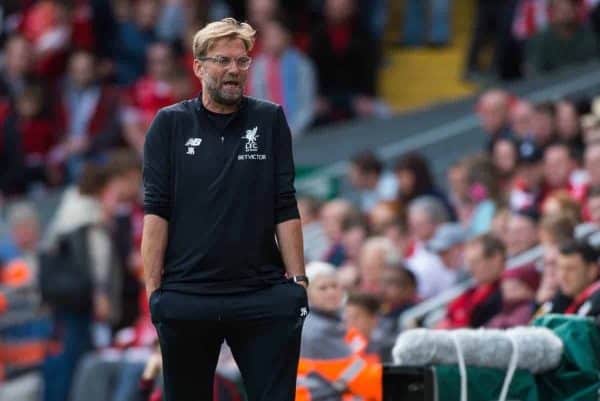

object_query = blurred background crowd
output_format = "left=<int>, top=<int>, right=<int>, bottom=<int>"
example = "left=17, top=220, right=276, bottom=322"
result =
left=3, top=0, right=600, bottom=400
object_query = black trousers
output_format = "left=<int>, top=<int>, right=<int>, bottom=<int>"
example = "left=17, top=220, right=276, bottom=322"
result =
left=150, top=281, right=308, bottom=401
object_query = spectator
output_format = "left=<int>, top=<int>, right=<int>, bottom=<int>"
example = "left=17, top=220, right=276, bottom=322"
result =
left=309, top=0, right=388, bottom=124
left=368, top=200, right=403, bottom=235
left=505, top=208, right=540, bottom=257
left=440, top=234, right=505, bottom=329
left=476, top=89, right=514, bottom=150
left=539, top=211, right=578, bottom=245
left=556, top=100, right=585, bottom=158
left=248, top=19, right=316, bottom=135
left=487, top=263, right=541, bottom=329
left=357, top=237, right=399, bottom=295
left=491, top=137, right=519, bottom=190
left=0, top=83, right=58, bottom=196
left=427, top=223, right=470, bottom=283
left=298, top=196, right=330, bottom=263
left=510, top=139, right=545, bottom=211
left=548, top=236, right=600, bottom=317
left=337, top=215, right=369, bottom=289
left=113, top=0, right=159, bottom=85
left=347, top=149, right=398, bottom=213
left=0, top=34, right=34, bottom=101
left=343, top=292, right=383, bottom=359
left=465, top=154, right=501, bottom=235
left=53, top=51, right=122, bottom=181
left=378, top=265, right=418, bottom=334
left=526, top=0, right=598, bottom=75
left=541, top=190, right=581, bottom=223
left=300, top=261, right=349, bottom=359
left=531, top=102, right=557, bottom=147
left=542, top=141, right=577, bottom=199
left=585, top=186, right=600, bottom=227
left=122, top=42, right=188, bottom=154
left=382, top=218, right=411, bottom=259
left=394, top=152, right=455, bottom=219
left=509, top=100, right=535, bottom=140
left=320, top=199, right=359, bottom=266
left=446, top=159, right=472, bottom=225
left=1, top=202, right=41, bottom=262
left=247, top=0, right=281, bottom=55
left=405, top=196, right=455, bottom=298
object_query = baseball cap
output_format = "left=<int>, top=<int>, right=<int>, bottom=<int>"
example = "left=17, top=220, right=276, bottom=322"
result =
left=427, top=223, right=468, bottom=254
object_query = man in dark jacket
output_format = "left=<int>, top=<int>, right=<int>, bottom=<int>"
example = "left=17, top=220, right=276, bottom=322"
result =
left=141, top=17, right=308, bottom=401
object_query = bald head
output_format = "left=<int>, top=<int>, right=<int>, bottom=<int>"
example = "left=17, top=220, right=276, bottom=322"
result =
left=479, top=89, right=510, bottom=135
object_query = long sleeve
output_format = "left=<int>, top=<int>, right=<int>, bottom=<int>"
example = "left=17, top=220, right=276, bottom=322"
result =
left=273, top=106, right=300, bottom=224
left=143, top=110, right=172, bottom=220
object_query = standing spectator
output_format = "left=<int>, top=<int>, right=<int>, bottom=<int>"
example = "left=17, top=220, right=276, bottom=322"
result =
left=113, top=0, right=159, bottom=85
left=526, top=0, right=598, bottom=75
left=405, top=196, right=455, bottom=298
left=477, top=89, right=514, bottom=150
left=248, top=18, right=317, bottom=135
left=394, top=152, right=455, bottom=219
left=122, top=42, right=189, bottom=154
left=348, top=150, right=398, bottom=213
left=487, top=263, right=541, bottom=328
left=53, top=51, right=122, bottom=181
left=309, top=0, right=386, bottom=124
left=0, top=34, right=34, bottom=101
left=439, top=234, right=505, bottom=329
left=0, top=83, right=58, bottom=196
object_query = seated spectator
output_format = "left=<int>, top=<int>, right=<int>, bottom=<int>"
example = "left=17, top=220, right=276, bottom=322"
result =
left=586, top=186, right=600, bottom=227
left=309, top=0, right=389, bottom=124
left=337, top=215, right=369, bottom=289
left=248, top=18, right=316, bottom=135
left=531, top=102, right=557, bottom=147
left=509, top=100, right=535, bottom=140
left=405, top=196, right=455, bottom=298
left=439, top=234, right=505, bottom=329
left=476, top=89, right=514, bottom=150
left=510, top=139, right=545, bottom=211
left=122, top=42, right=189, bottom=154
left=394, top=152, right=454, bottom=220
left=0, top=34, right=34, bottom=101
left=505, top=208, right=540, bottom=257
left=465, top=154, right=500, bottom=235
left=446, top=159, right=472, bottom=225
left=368, top=201, right=403, bottom=236
left=541, top=190, right=582, bottom=223
left=526, top=0, right=598, bottom=75
left=320, top=199, right=359, bottom=266
left=357, top=237, right=399, bottom=295
left=378, top=265, right=417, bottom=348
left=556, top=100, right=585, bottom=158
left=427, top=223, right=470, bottom=283
left=0, top=83, right=58, bottom=196
left=491, top=138, right=519, bottom=190
left=298, top=197, right=330, bottom=263
left=347, top=150, right=398, bottom=213
left=580, top=143, right=600, bottom=218
left=541, top=141, right=579, bottom=202
left=544, top=236, right=600, bottom=317
left=343, top=292, right=383, bottom=360
left=486, top=263, right=541, bottom=329
left=381, top=218, right=411, bottom=259
left=52, top=51, right=122, bottom=181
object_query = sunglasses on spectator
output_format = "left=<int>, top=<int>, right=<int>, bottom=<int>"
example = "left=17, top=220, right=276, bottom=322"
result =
left=197, top=55, right=252, bottom=70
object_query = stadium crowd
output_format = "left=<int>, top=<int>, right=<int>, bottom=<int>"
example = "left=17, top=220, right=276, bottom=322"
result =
left=2, top=0, right=600, bottom=400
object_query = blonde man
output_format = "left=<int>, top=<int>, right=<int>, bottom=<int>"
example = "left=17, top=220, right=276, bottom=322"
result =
left=141, top=18, right=308, bottom=401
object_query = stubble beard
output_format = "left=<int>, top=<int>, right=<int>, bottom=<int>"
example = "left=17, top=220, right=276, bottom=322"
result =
left=205, top=76, right=243, bottom=107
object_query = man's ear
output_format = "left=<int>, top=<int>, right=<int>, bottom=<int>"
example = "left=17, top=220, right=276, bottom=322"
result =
left=193, top=58, right=203, bottom=80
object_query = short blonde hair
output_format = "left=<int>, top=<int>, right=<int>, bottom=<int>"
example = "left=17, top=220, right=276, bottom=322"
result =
left=192, top=18, right=256, bottom=59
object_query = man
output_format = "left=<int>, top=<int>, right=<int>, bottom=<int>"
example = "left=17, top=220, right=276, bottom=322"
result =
left=439, top=234, right=504, bottom=329
left=477, top=89, right=514, bottom=150
left=141, top=18, right=308, bottom=401
left=347, top=149, right=398, bottom=213
left=505, top=208, right=540, bottom=257
left=427, top=222, right=470, bottom=283
left=541, top=236, right=600, bottom=317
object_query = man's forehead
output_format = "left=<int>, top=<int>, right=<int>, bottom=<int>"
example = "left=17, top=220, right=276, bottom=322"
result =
left=207, top=37, right=248, bottom=55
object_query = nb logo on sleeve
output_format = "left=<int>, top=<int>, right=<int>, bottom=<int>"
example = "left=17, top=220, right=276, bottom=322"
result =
left=300, top=307, right=308, bottom=318
left=185, top=138, right=202, bottom=155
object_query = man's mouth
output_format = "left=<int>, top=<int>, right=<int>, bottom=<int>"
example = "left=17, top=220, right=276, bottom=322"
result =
left=222, top=81, right=240, bottom=89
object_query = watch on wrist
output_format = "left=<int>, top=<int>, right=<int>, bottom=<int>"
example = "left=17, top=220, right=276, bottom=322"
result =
left=292, top=275, right=309, bottom=287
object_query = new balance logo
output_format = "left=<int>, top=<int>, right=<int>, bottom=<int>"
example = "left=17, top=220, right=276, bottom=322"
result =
left=185, top=138, right=202, bottom=155
left=300, top=307, right=308, bottom=318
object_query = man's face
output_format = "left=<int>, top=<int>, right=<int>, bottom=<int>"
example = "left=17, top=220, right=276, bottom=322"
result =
left=380, top=269, right=414, bottom=304
left=11, top=219, right=40, bottom=252
left=465, top=243, right=503, bottom=285
left=148, top=44, right=174, bottom=81
left=479, top=95, right=508, bottom=135
left=587, top=196, right=600, bottom=226
left=556, top=102, right=579, bottom=139
left=532, top=111, right=554, bottom=145
left=506, top=214, right=539, bottom=256
left=5, top=36, right=32, bottom=76
left=307, top=275, right=343, bottom=312
left=439, top=244, right=464, bottom=270
left=348, top=165, right=368, bottom=189
left=344, top=304, right=378, bottom=339
left=69, top=52, right=95, bottom=88
left=517, top=162, right=543, bottom=189
left=408, top=209, right=437, bottom=242
left=557, top=253, right=598, bottom=297
left=194, top=38, right=248, bottom=107
left=552, top=0, right=578, bottom=27
left=262, top=21, right=289, bottom=56
left=510, top=102, right=534, bottom=138
left=543, top=146, right=573, bottom=189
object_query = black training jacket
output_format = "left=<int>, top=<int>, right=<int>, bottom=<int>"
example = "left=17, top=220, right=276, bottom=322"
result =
left=143, top=95, right=300, bottom=294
